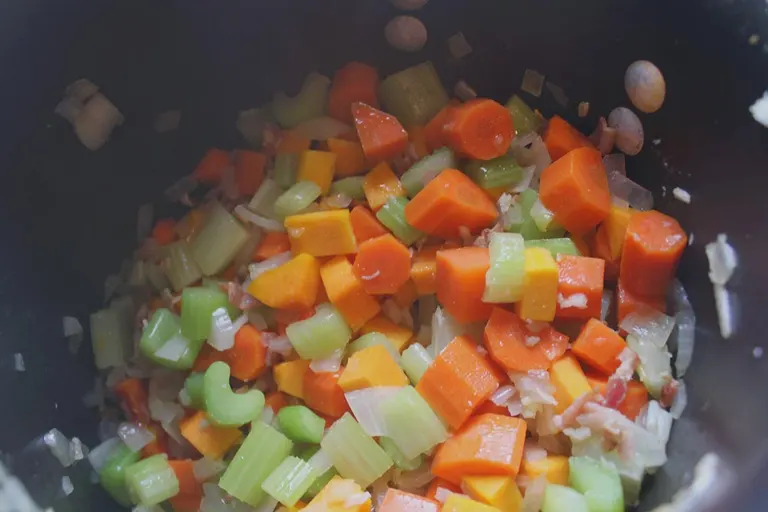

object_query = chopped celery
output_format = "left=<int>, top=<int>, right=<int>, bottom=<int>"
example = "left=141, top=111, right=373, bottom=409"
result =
left=273, top=154, right=299, bottom=190
left=542, top=484, right=589, bottom=512
left=204, top=361, right=265, bottom=427
left=273, top=73, right=331, bottom=129
left=330, top=176, right=367, bottom=201
left=530, top=198, right=558, bottom=232
left=285, top=303, right=352, bottom=360
left=274, top=181, right=322, bottom=219
left=320, top=413, right=393, bottom=488
left=180, top=287, right=231, bottom=342
left=190, top=201, right=250, bottom=276
left=379, top=62, right=450, bottom=128
left=376, top=196, right=424, bottom=246
left=379, top=437, right=424, bottom=471
left=505, top=94, right=543, bottom=135
left=568, top=456, right=624, bottom=512
left=139, top=308, right=197, bottom=370
left=483, top=232, right=526, bottom=304
left=380, top=386, right=447, bottom=459
left=401, top=147, right=457, bottom=197
left=99, top=443, right=140, bottom=506
left=261, top=456, right=318, bottom=507
left=277, top=406, right=325, bottom=444
left=249, top=178, right=284, bottom=219
left=124, top=454, right=179, bottom=506
left=525, top=238, right=581, bottom=257
left=181, top=372, right=205, bottom=409
left=399, top=343, right=433, bottom=384
left=466, top=155, right=525, bottom=190
left=219, top=421, right=294, bottom=506
left=90, top=308, right=132, bottom=370
left=299, top=446, right=338, bottom=501
left=347, top=332, right=400, bottom=362
left=163, top=240, right=203, bottom=291
left=507, top=189, right=565, bottom=240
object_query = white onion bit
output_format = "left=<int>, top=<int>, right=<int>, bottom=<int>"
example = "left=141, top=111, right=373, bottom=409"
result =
left=447, top=32, right=473, bottom=59
left=672, top=187, right=691, bottom=204
left=14, top=353, right=25, bottom=372
left=117, top=423, right=156, bottom=452
left=521, top=70, right=545, bottom=98
left=749, top=90, right=768, bottom=127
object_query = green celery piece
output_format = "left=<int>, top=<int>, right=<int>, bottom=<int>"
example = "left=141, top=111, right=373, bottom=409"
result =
left=568, top=456, right=625, bottom=512
left=379, top=437, right=424, bottom=471
left=483, top=232, right=526, bottom=304
left=124, top=454, right=179, bottom=507
left=219, top=421, right=294, bottom=506
left=99, top=443, right=140, bottom=507
left=542, top=484, right=589, bottom=512
left=274, top=181, right=322, bottom=219
left=525, top=238, right=581, bottom=257
left=277, top=406, right=325, bottom=444
left=285, top=303, right=352, bottom=360
left=530, top=198, right=558, bottom=232
left=347, top=332, right=400, bottom=362
left=508, top=189, right=565, bottom=240
left=139, top=308, right=196, bottom=370
left=163, top=240, right=204, bottom=292
left=261, top=456, right=318, bottom=507
left=273, top=73, right=331, bottom=129
left=90, top=308, right=132, bottom=370
left=465, top=155, right=525, bottom=190
left=376, top=196, right=424, bottom=246
left=505, top=94, right=543, bottom=136
left=181, top=372, right=205, bottom=409
left=380, top=386, right=447, bottom=460
left=204, top=361, right=265, bottom=427
left=273, top=153, right=299, bottom=190
left=180, top=287, right=231, bottom=342
left=320, top=413, right=393, bottom=488
left=399, top=344, right=433, bottom=384
left=190, top=201, right=249, bottom=276
left=379, top=62, right=449, bottom=128
left=249, top=178, right=284, bottom=219
left=298, top=446, right=339, bottom=501
left=401, top=147, right=457, bottom=197
left=330, top=177, right=367, bottom=201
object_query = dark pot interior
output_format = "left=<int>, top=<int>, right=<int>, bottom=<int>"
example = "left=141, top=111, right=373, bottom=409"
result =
left=1, top=0, right=767, bottom=509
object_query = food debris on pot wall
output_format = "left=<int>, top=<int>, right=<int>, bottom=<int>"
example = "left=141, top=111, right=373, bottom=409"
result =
left=385, top=16, right=428, bottom=52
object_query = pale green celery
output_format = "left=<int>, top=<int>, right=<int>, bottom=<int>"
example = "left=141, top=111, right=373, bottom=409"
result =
left=399, top=344, right=433, bottom=384
left=274, top=181, right=322, bottom=219
left=277, top=406, right=325, bottom=444
left=380, top=386, right=447, bottom=460
left=508, top=189, right=565, bottom=240
left=145, top=261, right=171, bottom=292
left=190, top=201, right=249, bottom=276
left=298, top=446, right=338, bottom=501
left=273, top=154, right=299, bottom=190
left=483, top=232, right=526, bottom=304
left=99, top=443, right=141, bottom=506
left=568, top=456, right=625, bottom=512
left=249, top=178, right=283, bottom=218
left=285, top=303, right=352, bottom=360
left=376, top=197, right=424, bottom=246
left=273, top=73, right=331, bottom=129
left=204, top=361, right=265, bottom=427
left=465, top=155, right=525, bottom=190
left=401, top=147, right=456, bottom=197
left=261, top=456, right=318, bottom=507
left=90, top=308, right=132, bottom=370
left=542, top=484, right=589, bottom=512
left=530, top=198, right=558, bottom=232
left=379, top=437, right=424, bottom=471
left=180, top=287, right=231, bottom=342
left=347, top=332, right=400, bottom=362
left=124, top=454, right=179, bottom=507
left=181, top=372, right=205, bottom=409
left=219, top=421, right=293, bottom=506
left=330, top=177, right=367, bottom=201
left=163, top=240, right=203, bottom=291
left=525, top=238, right=581, bottom=257
left=320, top=413, right=393, bottom=488
left=505, top=94, right=543, bottom=135
left=139, top=308, right=197, bottom=370
left=379, top=62, right=449, bottom=127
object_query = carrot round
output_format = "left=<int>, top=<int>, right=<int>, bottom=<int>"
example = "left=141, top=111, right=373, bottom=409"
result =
left=354, top=234, right=412, bottom=295
left=193, top=148, right=232, bottom=185
left=328, top=62, right=379, bottom=124
left=616, top=280, right=666, bottom=325
left=539, top=147, right=611, bottom=234
left=352, top=102, right=409, bottom=164
left=590, top=225, right=620, bottom=282
left=193, top=325, right=267, bottom=382
left=443, top=99, right=513, bottom=160
left=350, top=205, right=389, bottom=244
left=424, top=103, right=458, bottom=152
left=436, top=247, right=494, bottom=324
left=620, top=210, right=687, bottom=297
left=556, top=255, right=605, bottom=320
left=302, top=368, right=349, bottom=418
left=571, top=318, right=627, bottom=375
left=542, top=115, right=596, bottom=162
left=152, top=218, right=177, bottom=246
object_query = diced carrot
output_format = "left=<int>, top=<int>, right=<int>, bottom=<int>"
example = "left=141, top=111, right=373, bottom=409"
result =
left=152, top=218, right=177, bottom=245
left=474, top=400, right=511, bottom=417
left=192, top=344, right=223, bottom=373
left=483, top=307, right=569, bottom=372
left=169, top=460, right=203, bottom=498
left=113, top=378, right=150, bottom=424
left=274, top=360, right=311, bottom=399
left=556, top=255, right=605, bottom=320
left=424, top=103, right=458, bottom=152
left=264, top=391, right=289, bottom=414
left=426, top=479, right=462, bottom=501
left=550, top=355, right=592, bottom=414
left=328, top=62, right=379, bottom=124
left=409, top=243, right=459, bottom=296
left=247, top=253, right=321, bottom=311
left=408, top=126, right=430, bottom=159
left=328, top=138, right=367, bottom=177
left=169, top=493, right=203, bottom=512
left=405, top=169, right=498, bottom=239
left=542, top=115, right=596, bottom=162
left=349, top=205, right=389, bottom=244
left=570, top=233, right=592, bottom=257
left=253, top=232, right=291, bottom=262
left=591, top=226, right=620, bottom=282
left=616, top=280, right=666, bottom=325
left=620, top=210, right=687, bottom=297
left=192, top=325, right=267, bottom=381
left=277, top=131, right=312, bottom=154
left=432, top=414, right=527, bottom=485
left=140, top=422, right=169, bottom=458
left=180, top=410, right=242, bottom=459
left=435, top=247, right=493, bottom=323
left=352, top=103, right=409, bottom=165
left=285, top=210, right=358, bottom=257
left=359, top=315, right=413, bottom=353
left=193, top=148, right=232, bottom=185
left=354, top=234, right=411, bottom=295
left=392, top=279, right=418, bottom=309
left=302, top=368, right=349, bottom=418
left=586, top=374, right=649, bottom=420
left=416, top=336, right=500, bottom=429
left=320, top=255, right=381, bottom=331
left=603, top=205, right=635, bottom=260
left=539, top=147, right=611, bottom=234
left=572, top=319, right=628, bottom=375
left=363, top=162, right=406, bottom=211
left=443, top=99, right=513, bottom=160
left=379, top=489, right=439, bottom=512
left=234, top=150, right=267, bottom=196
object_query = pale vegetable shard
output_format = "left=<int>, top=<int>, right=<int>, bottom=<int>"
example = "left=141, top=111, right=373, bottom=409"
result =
left=483, top=232, right=526, bottom=303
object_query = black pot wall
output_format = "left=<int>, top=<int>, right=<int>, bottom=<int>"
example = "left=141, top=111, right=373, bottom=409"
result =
left=1, top=0, right=767, bottom=510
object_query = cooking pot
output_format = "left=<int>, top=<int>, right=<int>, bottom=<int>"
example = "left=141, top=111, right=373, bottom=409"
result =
left=1, top=0, right=767, bottom=509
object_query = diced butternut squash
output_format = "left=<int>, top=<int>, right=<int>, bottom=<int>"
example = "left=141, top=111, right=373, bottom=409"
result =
left=274, top=359, right=311, bottom=399
left=304, top=477, right=371, bottom=512
left=359, top=315, right=413, bottom=352
left=603, top=205, right=635, bottom=260
left=442, top=494, right=502, bottom=512
left=411, top=245, right=440, bottom=296
left=392, top=279, right=418, bottom=309
left=328, top=138, right=367, bottom=177
left=297, top=150, right=337, bottom=193
left=521, top=455, right=569, bottom=486
left=549, top=355, right=592, bottom=414
left=338, top=345, right=409, bottom=391
left=363, top=162, right=406, bottom=211
left=247, top=253, right=320, bottom=310
left=285, top=210, right=358, bottom=257
left=320, top=256, right=381, bottom=331
left=179, top=411, right=242, bottom=460
left=462, top=476, right=523, bottom=512
left=379, top=489, right=439, bottom=512
left=514, top=247, right=558, bottom=322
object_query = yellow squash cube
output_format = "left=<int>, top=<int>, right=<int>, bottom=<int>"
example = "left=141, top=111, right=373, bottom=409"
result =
left=515, top=247, right=558, bottom=322
left=297, top=150, right=337, bottom=193
left=285, top=210, right=358, bottom=257
left=359, top=315, right=413, bottom=353
left=550, top=355, right=592, bottom=414
left=363, top=162, right=405, bottom=211
left=521, top=455, right=570, bottom=486
left=338, top=344, right=409, bottom=391
left=462, top=475, right=523, bottom=512
left=442, top=493, right=502, bottom=512
left=304, top=477, right=371, bottom=512
left=273, top=360, right=310, bottom=399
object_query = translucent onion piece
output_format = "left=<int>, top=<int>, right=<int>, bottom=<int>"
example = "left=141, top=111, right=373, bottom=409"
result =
left=344, top=492, right=372, bottom=508
left=522, top=476, right=547, bottom=512
left=453, top=81, right=477, bottom=101
left=672, top=187, right=691, bottom=204
left=209, top=310, right=247, bottom=351
left=249, top=252, right=292, bottom=280
left=509, top=371, right=557, bottom=419
left=155, top=335, right=191, bottom=363
left=430, top=307, right=462, bottom=357
left=117, top=423, right=156, bottom=452
left=607, top=171, right=653, bottom=211
left=523, top=440, right=548, bottom=462
left=234, top=205, right=286, bottom=232
left=490, top=385, right=516, bottom=406
left=601, top=290, right=613, bottom=323
left=545, top=81, right=569, bottom=107
left=713, top=283, right=733, bottom=339
left=669, top=380, right=687, bottom=419
left=73, top=93, right=124, bottom=151
left=149, top=396, right=184, bottom=425
left=88, top=438, right=122, bottom=473
left=669, top=280, right=695, bottom=377
left=345, top=387, right=405, bottom=437
left=705, top=234, right=738, bottom=286
left=626, top=335, right=672, bottom=399
left=521, top=69, right=545, bottom=98
left=307, top=448, right=334, bottom=475
left=750, top=91, right=768, bottom=127
left=529, top=198, right=557, bottom=232
left=291, top=117, right=351, bottom=141
left=603, top=154, right=626, bottom=176
left=262, top=333, right=293, bottom=357
left=392, top=462, right=433, bottom=490
left=310, top=348, right=343, bottom=373
left=638, top=400, right=674, bottom=447
left=193, top=458, right=227, bottom=482
left=558, top=293, right=588, bottom=310
left=447, top=31, right=472, bottom=59
left=620, top=310, right=675, bottom=348
left=44, top=429, right=74, bottom=467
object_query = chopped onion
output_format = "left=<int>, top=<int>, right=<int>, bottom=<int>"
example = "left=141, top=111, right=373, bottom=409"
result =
left=149, top=396, right=184, bottom=425
left=61, top=476, right=74, bottom=496
left=453, top=81, right=477, bottom=101
left=447, top=31, right=473, bottom=59
left=259, top=406, right=275, bottom=426
left=323, top=192, right=353, bottom=210
left=153, top=110, right=181, bottom=133
left=706, top=234, right=737, bottom=286
left=310, top=348, right=343, bottom=373
left=247, top=310, right=268, bottom=330
left=434, top=487, right=463, bottom=503
left=63, top=316, right=84, bottom=355
left=672, top=187, right=691, bottom=204
left=620, top=309, right=675, bottom=348
left=557, top=293, right=588, bottom=310
left=490, top=385, right=516, bottom=406
left=14, top=353, right=25, bottom=372
left=603, top=154, right=626, bottom=176
left=627, top=334, right=672, bottom=399
left=118, top=423, right=156, bottom=452
left=248, top=252, right=292, bottom=280
left=208, top=309, right=247, bottom=351
left=509, top=370, right=557, bottom=419
left=73, top=93, right=124, bottom=151
left=713, top=284, right=733, bottom=339
left=262, top=333, right=293, bottom=357
left=607, top=171, right=653, bottom=211
left=193, top=458, right=227, bottom=482
left=430, top=307, right=461, bottom=357
left=155, top=335, right=191, bottom=362
left=292, top=117, right=351, bottom=140
left=578, top=102, right=590, bottom=117
left=669, top=380, right=687, bottom=419
left=308, top=448, right=334, bottom=475
left=545, top=81, right=569, bottom=107
left=669, top=280, right=695, bottom=377
left=345, top=492, right=372, bottom=507
left=563, top=426, right=592, bottom=442
left=638, top=400, right=674, bottom=446
left=523, top=440, right=547, bottom=462
left=393, top=463, right=433, bottom=491
left=522, top=476, right=547, bottom=512
left=87, top=438, right=122, bottom=473
left=750, top=90, right=768, bottom=127
left=529, top=198, right=557, bottom=232
left=44, top=429, right=74, bottom=466
left=344, top=387, right=405, bottom=437
left=521, top=69, right=545, bottom=97
left=600, top=290, right=613, bottom=323
left=234, top=204, right=286, bottom=232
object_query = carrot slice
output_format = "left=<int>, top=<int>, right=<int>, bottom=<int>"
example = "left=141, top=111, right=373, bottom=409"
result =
left=424, top=103, right=458, bottom=152
left=542, top=115, right=596, bottom=162
left=328, top=62, right=379, bottom=124
left=586, top=374, right=649, bottom=420
left=572, top=319, right=628, bottom=375
left=409, top=242, right=460, bottom=296
left=302, top=368, right=349, bottom=418
left=352, top=103, right=409, bottom=165
left=193, top=148, right=232, bottom=185
left=556, top=255, right=605, bottom=320
left=539, top=147, right=611, bottom=234
left=253, top=232, right=291, bottom=262
left=436, top=247, right=494, bottom=324
left=168, top=460, right=203, bottom=498
left=234, top=150, right=266, bottom=196
left=483, top=307, right=569, bottom=372
left=443, top=99, right=513, bottom=160
left=152, top=218, right=177, bottom=246
left=616, top=280, right=666, bottom=325
left=620, top=210, right=687, bottom=297
left=354, top=234, right=412, bottom=295
left=113, top=378, right=151, bottom=424
left=350, top=205, right=389, bottom=243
